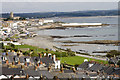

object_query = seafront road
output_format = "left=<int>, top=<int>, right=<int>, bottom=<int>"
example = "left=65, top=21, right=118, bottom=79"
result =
left=76, top=54, right=107, bottom=61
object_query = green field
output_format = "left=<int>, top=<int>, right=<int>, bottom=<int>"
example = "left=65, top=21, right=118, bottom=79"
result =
left=58, top=56, right=108, bottom=65
left=5, top=44, right=108, bottom=65
left=5, top=44, right=74, bottom=57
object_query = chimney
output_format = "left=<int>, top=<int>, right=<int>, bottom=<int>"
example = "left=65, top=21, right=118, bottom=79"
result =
left=48, top=53, right=52, bottom=58
left=105, top=64, right=109, bottom=66
left=48, top=66, right=51, bottom=72
left=6, top=60, right=9, bottom=64
left=44, top=53, right=46, bottom=57
left=53, top=54, right=56, bottom=62
left=17, top=53, right=20, bottom=57
left=12, top=61, right=14, bottom=65
left=40, top=74, right=43, bottom=79
left=110, top=64, right=114, bottom=67
left=39, top=54, right=42, bottom=58
left=25, top=62, right=27, bottom=67
left=6, top=52, right=8, bottom=56
left=26, top=74, right=29, bottom=79
left=29, top=62, right=31, bottom=66
left=21, top=65, right=24, bottom=70
left=101, top=62, right=103, bottom=64
left=12, top=50, right=14, bottom=52
left=60, top=66, right=64, bottom=73
left=34, top=66, right=38, bottom=71
left=37, top=63, right=39, bottom=67
left=115, top=65, right=119, bottom=68
left=18, top=60, right=20, bottom=64
left=40, top=61, right=42, bottom=65
left=72, top=67, right=76, bottom=73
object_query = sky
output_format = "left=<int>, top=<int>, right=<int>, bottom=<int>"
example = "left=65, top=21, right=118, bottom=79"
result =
left=1, top=2, right=118, bottom=13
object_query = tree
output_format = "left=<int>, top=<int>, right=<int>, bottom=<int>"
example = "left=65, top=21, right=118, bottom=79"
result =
left=117, top=60, right=120, bottom=66
left=1, top=42, right=4, bottom=49
left=66, top=48, right=72, bottom=52
left=45, top=48, right=49, bottom=52
left=10, top=44, right=15, bottom=48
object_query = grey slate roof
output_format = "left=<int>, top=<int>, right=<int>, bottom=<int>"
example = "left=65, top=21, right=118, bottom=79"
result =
left=77, top=62, right=89, bottom=69
left=104, top=66, right=114, bottom=75
left=2, top=67, right=25, bottom=75
left=87, top=64, right=103, bottom=72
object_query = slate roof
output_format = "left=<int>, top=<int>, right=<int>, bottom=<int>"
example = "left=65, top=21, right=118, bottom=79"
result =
left=104, top=66, right=114, bottom=75
left=111, top=68, right=120, bottom=75
left=64, top=70, right=73, bottom=73
left=40, top=57, right=54, bottom=67
left=2, top=67, right=25, bottom=75
left=25, top=69, right=53, bottom=79
left=77, top=62, right=89, bottom=69
left=32, top=57, right=54, bottom=67
left=87, top=63, right=103, bottom=72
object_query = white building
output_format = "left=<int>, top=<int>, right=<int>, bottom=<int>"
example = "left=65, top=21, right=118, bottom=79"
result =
left=43, top=20, right=54, bottom=23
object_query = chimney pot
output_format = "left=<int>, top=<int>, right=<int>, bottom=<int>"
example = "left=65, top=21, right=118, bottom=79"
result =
left=44, top=53, right=46, bottom=57
left=39, top=53, right=42, bottom=58
left=60, top=66, right=63, bottom=73
left=35, top=66, right=38, bottom=71
left=29, top=62, right=31, bottom=65
left=18, top=60, right=20, bottom=64
left=37, top=63, right=39, bottom=67
left=25, top=62, right=27, bottom=67
left=6, top=60, right=9, bottom=64
left=115, top=65, right=119, bottom=68
left=26, top=74, right=29, bottom=79
left=72, top=67, right=76, bottom=73
left=12, top=61, right=14, bottom=65
left=40, top=61, right=42, bottom=64
left=21, top=65, right=24, bottom=70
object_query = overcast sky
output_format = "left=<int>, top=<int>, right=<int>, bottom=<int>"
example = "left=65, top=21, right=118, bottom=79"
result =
left=1, top=2, right=118, bottom=13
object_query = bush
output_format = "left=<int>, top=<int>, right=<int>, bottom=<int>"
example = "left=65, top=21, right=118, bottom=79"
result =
left=45, top=48, right=49, bottom=51
left=23, top=51, right=29, bottom=56
left=117, top=60, right=120, bottom=66
left=106, top=50, right=120, bottom=58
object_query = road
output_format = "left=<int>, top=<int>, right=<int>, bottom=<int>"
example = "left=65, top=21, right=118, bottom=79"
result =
left=76, top=54, right=107, bottom=61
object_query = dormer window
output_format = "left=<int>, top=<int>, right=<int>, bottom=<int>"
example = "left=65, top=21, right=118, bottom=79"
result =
left=25, top=58, right=30, bottom=63
left=15, top=57, right=19, bottom=62
left=2, top=56, right=7, bottom=61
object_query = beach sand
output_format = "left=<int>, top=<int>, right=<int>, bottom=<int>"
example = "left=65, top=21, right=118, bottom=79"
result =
left=18, top=35, right=57, bottom=50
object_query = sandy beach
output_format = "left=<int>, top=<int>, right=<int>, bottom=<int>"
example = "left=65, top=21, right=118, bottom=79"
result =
left=18, top=35, right=57, bottom=50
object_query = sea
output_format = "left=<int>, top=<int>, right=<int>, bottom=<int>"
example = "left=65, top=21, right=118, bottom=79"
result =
left=36, top=16, right=119, bottom=56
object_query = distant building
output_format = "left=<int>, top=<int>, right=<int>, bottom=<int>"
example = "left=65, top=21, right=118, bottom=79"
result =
left=10, top=12, right=14, bottom=19
left=43, top=20, right=54, bottom=23
left=13, top=17, right=20, bottom=20
left=10, top=12, right=20, bottom=20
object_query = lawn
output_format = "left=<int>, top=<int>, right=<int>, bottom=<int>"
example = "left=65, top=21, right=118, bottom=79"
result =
left=4, top=44, right=73, bottom=57
left=5, top=44, right=108, bottom=65
left=58, top=56, right=108, bottom=65
left=5, top=44, right=51, bottom=53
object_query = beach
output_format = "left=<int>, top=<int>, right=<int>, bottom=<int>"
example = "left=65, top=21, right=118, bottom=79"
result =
left=18, top=35, right=57, bottom=50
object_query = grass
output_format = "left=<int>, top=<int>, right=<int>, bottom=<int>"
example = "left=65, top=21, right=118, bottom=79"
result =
left=5, top=44, right=108, bottom=65
left=58, top=56, right=108, bottom=65
left=5, top=44, right=49, bottom=53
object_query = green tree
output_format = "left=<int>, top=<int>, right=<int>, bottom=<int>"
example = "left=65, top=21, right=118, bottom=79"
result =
left=10, top=44, right=15, bottom=48
left=1, top=42, right=4, bottom=49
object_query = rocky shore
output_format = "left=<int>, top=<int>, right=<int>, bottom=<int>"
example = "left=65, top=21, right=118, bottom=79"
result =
left=56, top=40, right=120, bottom=45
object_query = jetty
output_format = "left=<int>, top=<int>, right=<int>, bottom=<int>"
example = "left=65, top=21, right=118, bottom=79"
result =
left=61, top=23, right=108, bottom=27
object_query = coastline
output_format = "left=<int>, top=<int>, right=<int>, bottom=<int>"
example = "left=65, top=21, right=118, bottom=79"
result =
left=18, top=35, right=57, bottom=50
left=46, top=15, right=118, bottom=19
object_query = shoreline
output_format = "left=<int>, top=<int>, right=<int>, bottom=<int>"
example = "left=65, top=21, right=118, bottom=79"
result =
left=18, top=35, right=57, bottom=50
left=46, top=15, right=118, bottom=19
left=56, top=40, right=120, bottom=46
